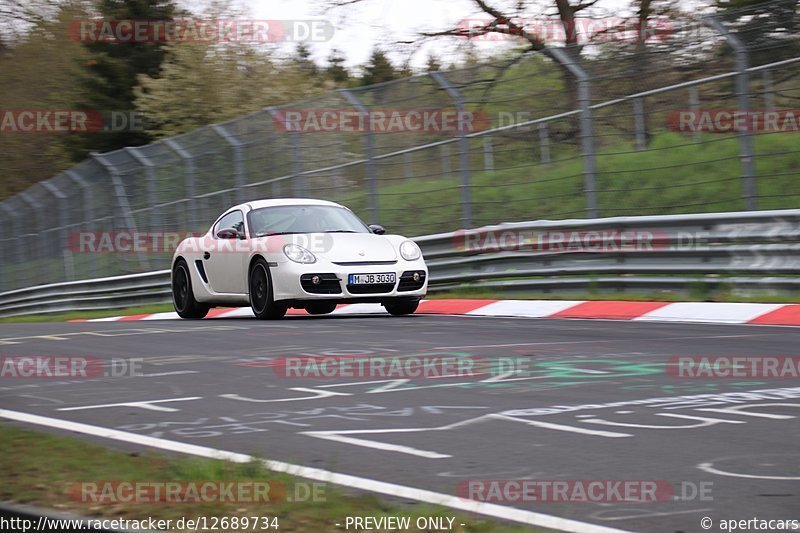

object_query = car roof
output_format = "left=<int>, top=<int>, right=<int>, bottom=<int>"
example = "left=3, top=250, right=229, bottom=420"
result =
left=236, top=198, right=347, bottom=211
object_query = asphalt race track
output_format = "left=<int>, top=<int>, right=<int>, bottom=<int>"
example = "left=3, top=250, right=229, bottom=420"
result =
left=1, top=315, right=799, bottom=532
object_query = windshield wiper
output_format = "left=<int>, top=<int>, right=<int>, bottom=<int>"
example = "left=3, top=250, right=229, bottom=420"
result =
left=322, top=230, right=359, bottom=233
left=254, top=231, right=306, bottom=237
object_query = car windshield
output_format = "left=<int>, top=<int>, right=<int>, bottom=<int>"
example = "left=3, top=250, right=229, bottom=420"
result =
left=247, top=205, right=371, bottom=237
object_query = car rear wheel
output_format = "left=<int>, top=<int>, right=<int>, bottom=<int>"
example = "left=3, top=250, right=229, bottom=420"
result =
left=249, top=258, right=286, bottom=320
left=384, top=299, right=419, bottom=316
left=306, top=302, right=338, bottom=315
left=172, top=259, right=210, bottom=319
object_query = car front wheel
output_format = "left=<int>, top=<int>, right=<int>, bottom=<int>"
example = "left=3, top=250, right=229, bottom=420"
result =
left=384, top=299, right=419, bottom=316
left=249, top=258, right=287, bottom=320
left=172, top=259, right=210, bottom=319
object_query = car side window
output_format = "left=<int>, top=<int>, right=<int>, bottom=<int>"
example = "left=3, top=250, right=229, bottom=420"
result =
left=214, top=210, right=245, bottom=237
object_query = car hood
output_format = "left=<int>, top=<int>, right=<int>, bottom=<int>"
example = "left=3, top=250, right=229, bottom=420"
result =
left=285, top=232, right=399, bottom=262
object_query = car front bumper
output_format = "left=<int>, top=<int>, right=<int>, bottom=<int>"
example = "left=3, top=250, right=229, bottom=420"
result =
left=270, top=258, right=428, bottom=303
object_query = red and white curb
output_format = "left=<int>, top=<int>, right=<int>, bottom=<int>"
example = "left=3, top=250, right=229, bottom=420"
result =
left=72, top=299, right=800, bottom=326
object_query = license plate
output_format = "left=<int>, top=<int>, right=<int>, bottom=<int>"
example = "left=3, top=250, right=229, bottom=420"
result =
left=349, top=272, right=396, bottom=285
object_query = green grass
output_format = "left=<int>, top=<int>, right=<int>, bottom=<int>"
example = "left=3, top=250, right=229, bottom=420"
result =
left=0, top=423, right=534, bottom=532
left=0, top=303, right=174, bottom=323
left=343, top=131, right=800, bottom=236
left=428, top=290, right=800, bottom=304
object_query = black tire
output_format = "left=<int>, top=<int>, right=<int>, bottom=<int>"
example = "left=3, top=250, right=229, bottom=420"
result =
left=306, top=302, right=338, bottom=315
left=384, top=299, right=419, bottom=316
left=172, top=259, right=210, bottom=319
left=249, top=258, right=286, bottom=320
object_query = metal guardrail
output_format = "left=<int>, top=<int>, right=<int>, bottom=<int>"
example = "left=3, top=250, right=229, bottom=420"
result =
left=0, top=209, right=797, bottom=318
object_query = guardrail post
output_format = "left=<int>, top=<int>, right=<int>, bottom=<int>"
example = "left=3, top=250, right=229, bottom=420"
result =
left=41, top=180, right=73, bottom=282
left=339, top=89, right=378, bottom=224
left=431, top=71, right=473, bottom=229
left=211, top=124, right=247, bottom=204
left=92, top=153, right=150, bottom=271
left=163, top=138, right=198, bottom=228
left=704, top=15, right=757, bottom=211
left=126, top=147, right=161, bottom=231
left=65, top=169, right=98, bottom=279
left=548, top=48, right=598, bottom=218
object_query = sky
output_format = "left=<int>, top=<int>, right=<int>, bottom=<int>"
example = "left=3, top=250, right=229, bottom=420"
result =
left=181, top=0, right=642, bottom=69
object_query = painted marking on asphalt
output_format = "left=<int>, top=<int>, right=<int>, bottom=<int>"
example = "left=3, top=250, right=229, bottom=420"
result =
left=432, top=340, right=615, bottom=350
left=490, top=414, right=632, bottom=437
left=220, top=388, right=351, bottom=403
left=697, top=461, right=800, bottom=480
left=141, top=371, right=200, bottom=377
left=0, top=409, right=631, bottom=533
left=57, top=396, right=202, bottom=412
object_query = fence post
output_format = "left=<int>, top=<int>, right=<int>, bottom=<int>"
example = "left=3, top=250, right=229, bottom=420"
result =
left=483, top=137, right=494, bottom=171
left=19, top=191, right=44, bottom=286
left=126, top=147, right=161, bottom=231
left=762, top=69, right=774, bottom=111
left=431, top=71, right=473, bottom=229
left=689, top=86, right=701, bottom=143
left=265, top=107, right=305, bottom=197
left=211, top=124, right=247, bottom=204
left=40, top=180, right=73, bottom=282
left=164, top=138, right=198, bottom=228
left=339, top=88, right=378, bottom=224
left=548, top=47, right=598, bottom=218
left=704, top=15, right=757, bottom=211
left=633, top=98, right=647, bottom=150
left=440, top=144, right=452, bottom=178
left=65, top=169, right=98, bottom=279
left=92, top=153, right=150, bottom=271
left=538, top=123, right=551, bottom=163
left=0, top=201, right=18, bottom=291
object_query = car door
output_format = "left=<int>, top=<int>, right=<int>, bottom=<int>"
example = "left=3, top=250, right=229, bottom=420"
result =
left=203, top=209, right=248, bottom=294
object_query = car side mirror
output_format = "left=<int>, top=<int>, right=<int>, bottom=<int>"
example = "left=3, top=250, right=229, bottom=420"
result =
left=368, top=224, right=386, bottom=235
left=216, top=228, right=245, bottom=240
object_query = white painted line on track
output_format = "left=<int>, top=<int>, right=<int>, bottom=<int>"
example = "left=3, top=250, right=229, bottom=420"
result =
left=0, top=409, right=631, bottom=533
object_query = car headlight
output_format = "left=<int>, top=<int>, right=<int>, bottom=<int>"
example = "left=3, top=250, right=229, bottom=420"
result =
left=399, top=240, right=421, bottom=261
left=283, top=244, right=316, bottom=264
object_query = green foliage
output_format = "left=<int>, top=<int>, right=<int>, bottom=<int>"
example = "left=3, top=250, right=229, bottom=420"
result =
left=325, top=48, right=349, bottom=83
left=0, top=2, right=91, bottom=199
left=134, top=42, right=325, bottom=138
left=62, top=0, right=180, bottom=160
left=360, top=47, right=398, bottom=85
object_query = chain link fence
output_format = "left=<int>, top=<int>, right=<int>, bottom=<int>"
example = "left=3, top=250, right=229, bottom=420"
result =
left=1, top=1, right=799, bottom=292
